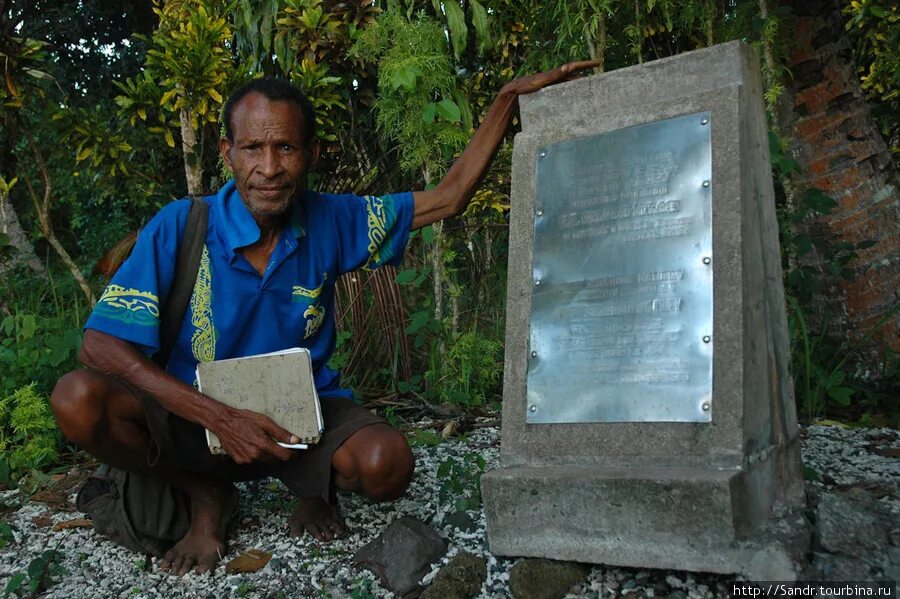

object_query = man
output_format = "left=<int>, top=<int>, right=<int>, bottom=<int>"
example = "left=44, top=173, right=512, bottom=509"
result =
left=50, top=61, right=596, bottom=577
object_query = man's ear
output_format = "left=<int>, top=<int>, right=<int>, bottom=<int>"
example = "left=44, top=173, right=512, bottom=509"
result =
left=219, top=137, right=234, bottom=173
left=308, top=137, right=321, bottom=167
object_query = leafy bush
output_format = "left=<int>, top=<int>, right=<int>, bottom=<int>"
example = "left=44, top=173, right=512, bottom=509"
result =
left=432, top=331, right=503, bottom=407
left=0, top=313, right=82, bottom=399
left=0, top=384, right=60, bottom=483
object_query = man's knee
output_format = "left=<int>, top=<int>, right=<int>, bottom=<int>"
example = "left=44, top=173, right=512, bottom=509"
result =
left=50, top=370, right=109, bottom=445
left=356, top=428, right=414, bottom=502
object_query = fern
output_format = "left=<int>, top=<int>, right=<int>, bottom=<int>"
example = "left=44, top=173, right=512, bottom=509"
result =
left=1, top=384, right=60, bottom=474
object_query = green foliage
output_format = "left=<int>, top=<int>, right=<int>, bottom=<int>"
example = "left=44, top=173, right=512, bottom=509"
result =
left=3, top=549, right=66, bottom=598
left=430, top=331, right=503, bottom=406
left=437, top=451, right=486, bottom=512
left=0, top=36, right=52, bottom=110
left=349, top=577, right=375, bottom=599
left=0, top=310, right=82, bottom=400
left=350, top=10, right=469, bottom=178
left=0, top=384, right=61, bottom=481
left=771, top=131, right=896, bottom=421
left=0, top=523, right=15, bottom=549
left=845, top=0, right=900, bottom=154
left=145, top=0, right=232, bottom=129
left=408, top=429, right=443, bottom=447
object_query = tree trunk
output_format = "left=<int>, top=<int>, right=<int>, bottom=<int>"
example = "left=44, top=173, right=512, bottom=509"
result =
left=776, top=0, right=899, bottom=358
left=0, top=189, right=44, bottom=275
left=180, top=106, right=203, bottom=196
left=22, top=129, right=96, bottom=305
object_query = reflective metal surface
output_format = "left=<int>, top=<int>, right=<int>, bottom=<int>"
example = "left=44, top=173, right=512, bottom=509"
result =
left=527, top=112, right=713, bottom=423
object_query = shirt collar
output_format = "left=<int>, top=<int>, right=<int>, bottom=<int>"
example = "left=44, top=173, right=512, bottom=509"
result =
left=218, top=180, right=307, bottom=253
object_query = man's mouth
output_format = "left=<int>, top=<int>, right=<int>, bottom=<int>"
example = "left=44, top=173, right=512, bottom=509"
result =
left=252, top=185, right=289, bottom=195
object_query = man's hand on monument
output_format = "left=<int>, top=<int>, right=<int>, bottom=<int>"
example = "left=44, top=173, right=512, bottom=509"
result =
left=411, top=59, right=600, bottom=230
left=211, top=407, right=296, bottom=464
left=498, top=60, right=601, bottom=97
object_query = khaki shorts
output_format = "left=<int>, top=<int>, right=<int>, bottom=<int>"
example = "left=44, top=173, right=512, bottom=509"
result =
left=142, top=393, right=384, bottom=500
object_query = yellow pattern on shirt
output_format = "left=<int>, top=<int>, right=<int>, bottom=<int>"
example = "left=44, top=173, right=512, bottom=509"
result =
left=363, top=195, right=388, bottom=271
left=190, top=245, right=216, bottom=363
left=97, top=285, right=160, bottom=318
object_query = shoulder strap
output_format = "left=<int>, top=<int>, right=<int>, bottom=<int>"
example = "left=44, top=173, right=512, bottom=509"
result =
left=154, top=198, right=209, bottom=368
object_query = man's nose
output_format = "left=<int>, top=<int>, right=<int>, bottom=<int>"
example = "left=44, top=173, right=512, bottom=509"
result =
left=258, top=147, right=282, bottom=178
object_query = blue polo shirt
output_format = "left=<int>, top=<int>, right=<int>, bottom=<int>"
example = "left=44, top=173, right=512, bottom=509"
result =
left=85, top=179, right=414, bottom=399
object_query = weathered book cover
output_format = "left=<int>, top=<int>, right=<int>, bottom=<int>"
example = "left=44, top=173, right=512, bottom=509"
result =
left=196, top=348, right=323, bottom=454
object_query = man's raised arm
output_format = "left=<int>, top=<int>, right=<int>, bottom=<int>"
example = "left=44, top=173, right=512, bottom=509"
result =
left=80, top=329, right=296, bottom=463
left=411, top=60, right=599, bottom=230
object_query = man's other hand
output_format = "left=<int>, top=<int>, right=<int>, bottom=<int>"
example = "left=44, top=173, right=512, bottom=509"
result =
left=499, top=59, right=601, bottom=98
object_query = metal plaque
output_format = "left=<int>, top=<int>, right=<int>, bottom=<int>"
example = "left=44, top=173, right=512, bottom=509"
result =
left=527, top=112, right=713, bottom=423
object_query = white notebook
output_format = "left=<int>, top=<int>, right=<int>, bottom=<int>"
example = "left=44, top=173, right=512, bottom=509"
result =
left=195, top=348, right=324, bottom=454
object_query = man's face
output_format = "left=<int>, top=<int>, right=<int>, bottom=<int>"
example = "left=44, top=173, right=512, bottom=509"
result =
left=219, top=92, right=319, bottom=220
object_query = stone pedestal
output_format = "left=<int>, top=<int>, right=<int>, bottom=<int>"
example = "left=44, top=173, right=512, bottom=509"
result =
left=482, top=42, right=808, bottom=579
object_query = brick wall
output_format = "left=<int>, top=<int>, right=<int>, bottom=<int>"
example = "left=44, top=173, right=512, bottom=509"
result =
left=776, top=0, right=899, bottom=359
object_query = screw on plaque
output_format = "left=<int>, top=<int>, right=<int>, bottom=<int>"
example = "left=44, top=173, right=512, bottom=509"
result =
left=534, top=279, right=541, bottom=286
left=702, top=256, right=711, bottom=265
left=539, top=150, right=547, bottom=158
left=531, top=351, right=537, bottom=357
left=701, top=118, right=709, bottom=125
left=529, top=405, right=537, bottom=413
left=702, top=180, right=710, bottom=188
left=702, top=402, right=710, bottom=412
left=703, top=335, right=711, bottom=343
left=536, top=210, right=543, bottom=217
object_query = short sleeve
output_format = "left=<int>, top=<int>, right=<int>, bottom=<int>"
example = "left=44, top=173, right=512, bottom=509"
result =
left=84, top=200, right=191, bottom=355
left=331, top=192, right=414, bottom=275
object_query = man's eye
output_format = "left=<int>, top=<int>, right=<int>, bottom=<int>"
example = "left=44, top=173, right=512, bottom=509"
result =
left=280, top=144, right=295, bottom=152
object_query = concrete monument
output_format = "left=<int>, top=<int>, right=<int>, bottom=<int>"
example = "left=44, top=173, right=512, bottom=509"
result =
left=481, top=42, right=808, bottom=579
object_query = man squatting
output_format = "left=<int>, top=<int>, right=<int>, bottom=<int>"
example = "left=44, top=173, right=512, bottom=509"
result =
left=50, top=60, right=597, bottom=577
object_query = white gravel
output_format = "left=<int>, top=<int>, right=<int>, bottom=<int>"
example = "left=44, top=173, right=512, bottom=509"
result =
left=0, top=423, right=897, bottom=598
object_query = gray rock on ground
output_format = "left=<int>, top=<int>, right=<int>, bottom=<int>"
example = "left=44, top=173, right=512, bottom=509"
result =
left=352, top=515, right=448, bottom=597
left=421, top=552, right=487, bottom=599
left=508, top=558, right=590, bottom=599
left=815, top=490, right=891, bottom=553
left=810, top=488, right=898, bottom=580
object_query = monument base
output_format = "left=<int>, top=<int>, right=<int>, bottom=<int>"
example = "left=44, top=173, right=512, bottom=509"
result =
left=482, top=462, right=809, bottom=580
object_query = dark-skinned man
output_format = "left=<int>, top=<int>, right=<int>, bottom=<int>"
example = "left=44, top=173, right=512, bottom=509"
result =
left=50, top=60, right=598, bottom=577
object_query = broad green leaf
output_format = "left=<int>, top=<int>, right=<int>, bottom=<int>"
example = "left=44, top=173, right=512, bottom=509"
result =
left=422, top=102, right=437, bottom=124
left=21, top=315, right=37, bottom=340
left=470, top=0, right=490, bottom=53
left=406, top=311, right=430, bottom=334
left=27, top=555, right=46, bottom=578
left=392, top=64, right=422, bottom=91
left=444, top=1, right=468, bottom=61
left=164, top=129, right=176, bottom=148
left=422, top=225, right=434, bottom=244
left=207, top=88, right=223, bottom=104
left=159, top=89, right=178, bottom=107
left=76, top=147, right=92, bottom=162
left=436, top=99, right=461, bottom=122
left=395, top=269, right=417, bottom=284
left=4, top=572, right=25, bottom=595
left=827, top=386, right=853, bottom=406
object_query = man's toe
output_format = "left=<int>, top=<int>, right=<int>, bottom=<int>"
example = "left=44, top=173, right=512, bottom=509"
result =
left=176, top=556, right=195, bottom=577
left=331, top=519, right=348, bottom=538
left=196, top=557, right=216, bottom=575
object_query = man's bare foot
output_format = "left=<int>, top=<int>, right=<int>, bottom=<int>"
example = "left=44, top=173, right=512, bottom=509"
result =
left=160, top=478, right=238, bottom=576
left=289, top=496, right=348, bottom=542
